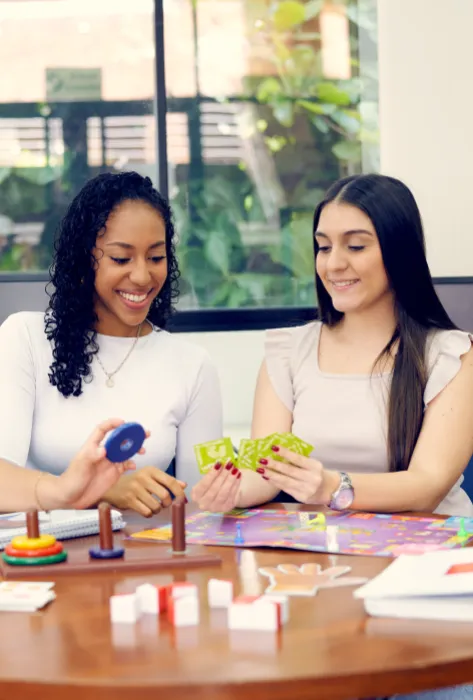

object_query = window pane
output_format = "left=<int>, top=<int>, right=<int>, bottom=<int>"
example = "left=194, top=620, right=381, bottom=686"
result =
left=166, top=0, right=379, bottom=309
left=0, top=0, right=155, bottom=273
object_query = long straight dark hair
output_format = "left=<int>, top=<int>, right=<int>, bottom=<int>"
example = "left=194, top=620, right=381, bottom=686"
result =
left=313, top=174, right=457, bottom=472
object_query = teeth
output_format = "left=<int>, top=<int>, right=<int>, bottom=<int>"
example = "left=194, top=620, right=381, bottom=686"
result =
left=118, top=291, right=148, bottom=303
left=332, top=280, right=357, bottom=287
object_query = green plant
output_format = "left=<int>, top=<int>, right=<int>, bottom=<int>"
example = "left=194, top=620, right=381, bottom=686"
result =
left=253, top=0, right=378, bottom=169
left=172, top=0, right=379, bottom=309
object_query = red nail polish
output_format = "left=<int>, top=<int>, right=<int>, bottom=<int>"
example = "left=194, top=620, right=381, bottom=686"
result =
left=184, top=496, right=188, bottom=504
left=231, top=467, right=238, bottom=475
left=262, top=476, right=270, bottom=480
left=256, top=467, right=265, bottom=474
left=214, top=462, right=222, bottom=471
left=259, top=458, right=268, bottom=465
left=225, top=461, right=233, bottom=470
left=271, top=445, right=280, bottom=452
left=237, top=472, right=242, bottom=479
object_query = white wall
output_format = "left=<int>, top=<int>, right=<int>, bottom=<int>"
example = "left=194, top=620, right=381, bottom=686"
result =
left=186, top=330, right=264, bottom=444
left=378, top=0, right=473, bottom=277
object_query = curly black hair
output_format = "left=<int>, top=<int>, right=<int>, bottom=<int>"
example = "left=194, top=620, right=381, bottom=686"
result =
left=45, top=171, right=180, bottom=398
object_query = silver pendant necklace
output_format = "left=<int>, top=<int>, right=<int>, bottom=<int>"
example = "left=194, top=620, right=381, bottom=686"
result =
left=96, top=322, right=143, bottom=388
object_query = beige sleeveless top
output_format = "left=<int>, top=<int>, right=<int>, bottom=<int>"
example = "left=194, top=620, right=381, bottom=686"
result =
left=265, top=321, right=473, bottom=516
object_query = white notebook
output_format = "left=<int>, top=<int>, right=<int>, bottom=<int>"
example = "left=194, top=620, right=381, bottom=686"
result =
left=355, top=549, right=473, bottom=622
left=0, top=509, right=126, bottom=550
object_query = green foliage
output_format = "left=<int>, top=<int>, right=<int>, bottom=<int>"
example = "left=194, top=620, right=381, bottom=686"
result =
left=170, top=0, right=379, bottom=309
left=253, top=0, right=378, bottom=167
left=0, top=165, right=63, bottom=272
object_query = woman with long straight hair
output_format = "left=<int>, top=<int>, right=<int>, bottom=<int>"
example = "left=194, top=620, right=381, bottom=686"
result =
left=193, top=173, right=473, bottom=520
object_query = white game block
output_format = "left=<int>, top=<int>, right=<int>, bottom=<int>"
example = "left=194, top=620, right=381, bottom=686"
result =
left=169, top=582, right=198, bottom=600
left=135, top=583, right=160, bottom=614
left=207, top=578, right=234, bottom=608
left=228, top=596, right=281, bottom=631
left=263, top=594, right=289, bottom=624
left=110, top=593, right=139, bottom=624
left=169, top=594, right=199, bottom=627
left=326, top=525, right=340, bottom=553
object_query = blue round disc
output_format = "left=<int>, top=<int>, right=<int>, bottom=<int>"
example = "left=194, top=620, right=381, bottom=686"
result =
left=89, top=546, right=125, bottom=559
left=104, top=422, right=145, bottom=463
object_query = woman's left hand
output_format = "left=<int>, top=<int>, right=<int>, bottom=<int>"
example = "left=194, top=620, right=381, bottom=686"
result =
left=256, top=445, right=338, bottom=504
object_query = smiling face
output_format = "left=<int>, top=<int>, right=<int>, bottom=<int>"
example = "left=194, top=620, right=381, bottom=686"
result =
left=315, top=200, right=392, bottom=317
left=93, top=199, right=168, bottom=336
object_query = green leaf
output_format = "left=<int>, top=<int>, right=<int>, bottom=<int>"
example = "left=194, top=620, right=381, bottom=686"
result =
left=312, top=116, right=330, bottom=134
left=227, top=283, right=251, bottom=308
left=331, top=110, right=361, bottom=135
left=209, top=281, right=233, bottom=307
left=273, top=1, right=306, bottom=31
left=256, top=119, right=268, bottom=133
left=273, top=100, right=294, bottom=127
left=256, top=77, right=283, bottom=103
left=332, top=140, right=362, bottom=161
left=265, top=136, right=287, bottom=153
left=297, top=99, right=336, bottom=115
left=304, top=0, right=324, bottom=21
left=204, top=230, right=230, bottom=276
left=243, top=195, right=253, bottom=212
left=316, top=82, right=351, bottom=106
left=289, top=45, right=317, bottom=71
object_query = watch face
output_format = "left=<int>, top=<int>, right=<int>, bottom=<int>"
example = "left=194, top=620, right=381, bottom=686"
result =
left=333, top=487, right=354, bottom=510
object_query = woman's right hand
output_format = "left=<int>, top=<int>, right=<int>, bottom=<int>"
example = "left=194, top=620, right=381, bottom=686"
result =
left=191, top=461, right=241, bottom=512
left=103, top=466, right=187, bottom=517
left=45, top=418, right=142, bottom=510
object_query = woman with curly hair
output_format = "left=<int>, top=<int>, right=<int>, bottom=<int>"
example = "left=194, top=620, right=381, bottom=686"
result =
left=0, top=171, right=222, bottom=515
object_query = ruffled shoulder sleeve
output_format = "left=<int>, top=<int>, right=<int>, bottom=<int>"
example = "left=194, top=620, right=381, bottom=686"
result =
left=264, top=322, right=319, bottom=411
left=424, top=330, right=473, bottom=406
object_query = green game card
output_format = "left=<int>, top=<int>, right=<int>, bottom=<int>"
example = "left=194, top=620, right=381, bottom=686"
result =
left=237, top=438, right=258, bottom=470
left=235, top=433, right=314, bottom=471
left=281, top=433, right=314, bottom=458
left=194, top=438, right=235, bottom=474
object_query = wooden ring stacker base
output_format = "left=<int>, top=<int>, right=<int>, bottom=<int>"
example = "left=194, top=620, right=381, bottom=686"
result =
left=2, top=551, right=67, bottom=566
left=89, top=502, right=124, bottom=560
left=11, top=534, right=56, bottom=550
left=5, top=542, right=63, bottom=558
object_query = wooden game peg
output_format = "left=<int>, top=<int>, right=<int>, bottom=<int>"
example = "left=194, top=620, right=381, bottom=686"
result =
left=171, top=497, right=186, bottom=554
left=99, top=502, right=114, bottom=550
left=89, top=503, right=125, bottom=560
left=26, top=510, right=40, bottom=539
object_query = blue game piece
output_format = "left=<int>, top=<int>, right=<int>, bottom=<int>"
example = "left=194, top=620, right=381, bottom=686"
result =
left=234, top=522, right=244, bottom=546
left=105, top=422, right=145, bottom=463
left=89, top=545, right=125, bottom=559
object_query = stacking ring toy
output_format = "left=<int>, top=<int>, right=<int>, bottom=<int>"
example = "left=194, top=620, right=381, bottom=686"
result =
left=105, top=422, right=145, bottom=462
left=5, top=542, right=63, bottom=558
left=2, top=551, right=67, bottom=566
left=11, top=534, right=56, bottom=550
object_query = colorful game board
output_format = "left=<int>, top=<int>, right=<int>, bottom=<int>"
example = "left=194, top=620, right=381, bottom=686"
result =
left=130, top=509, right=473, bottom=558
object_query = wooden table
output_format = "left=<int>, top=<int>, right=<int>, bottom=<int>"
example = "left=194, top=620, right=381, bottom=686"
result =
left=1, top=504, right=473, bottom=700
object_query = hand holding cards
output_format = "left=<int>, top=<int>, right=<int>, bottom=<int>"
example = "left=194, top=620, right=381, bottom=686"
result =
left=194, top=433, right=314, bottom=474
left=192, top=434, right=331, bottom=509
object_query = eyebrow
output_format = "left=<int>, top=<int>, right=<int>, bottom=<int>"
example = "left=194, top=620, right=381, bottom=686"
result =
left=105, top=241, right=165, bottom=250
left=315, top=229, right=373, bottom=239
